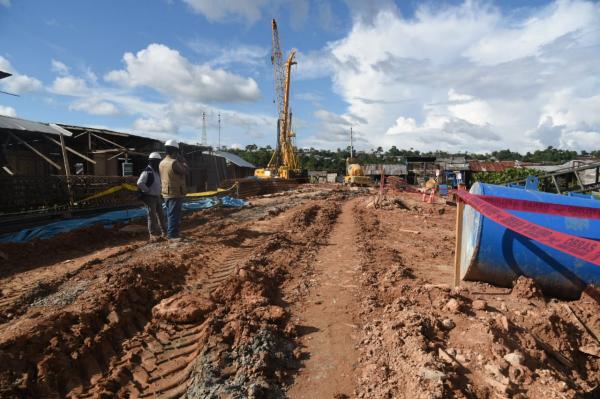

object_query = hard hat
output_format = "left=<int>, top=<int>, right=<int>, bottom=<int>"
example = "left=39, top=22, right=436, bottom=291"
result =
left=165, top=139, right=179, bottom=148
left=149, top=152, right=162, bottom=160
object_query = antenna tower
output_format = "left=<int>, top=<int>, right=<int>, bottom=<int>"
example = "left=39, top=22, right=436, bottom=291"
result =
left=202, top=112, right=207, bottom=145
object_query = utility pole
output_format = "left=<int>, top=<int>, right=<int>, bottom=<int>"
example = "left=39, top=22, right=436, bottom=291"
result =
left=218, top=113, right=221, bottom=150
left=202, top=112, right=207, bottom=146
left=350, top=126, right=353, bottom=158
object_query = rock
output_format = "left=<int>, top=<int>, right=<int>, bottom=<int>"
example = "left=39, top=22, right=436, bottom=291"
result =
left=579, top=344, right=600, bottom=357
left=438, top=348, right=455, bottom=364
left=455, top=354, right=467, bottom=363
left=152, top=293, right=215, bottom=324
left=499, top=303, right=508, bottom=312
left=472, top=299, right=487, bottom=310
left=503, top=351, right=525, bottom=367
left=496, top=314, right=509, bottom=331
left=420, top=367, right=446, bottom=381
left=485, top=363, right=507, bottom=379
left=263, top=305, right=286, bottom=321
left=441, top=319, right=455, bottom=330
left=445, top=298, right=461, bottom=313
left=107, top=310, right=120, bottom=325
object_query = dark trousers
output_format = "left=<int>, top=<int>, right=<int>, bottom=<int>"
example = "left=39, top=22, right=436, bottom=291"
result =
left=165, top=197, right=184, bottom=238
left=142, top=195, right=166, bottom=236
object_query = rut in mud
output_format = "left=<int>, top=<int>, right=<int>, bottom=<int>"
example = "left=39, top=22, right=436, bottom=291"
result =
left=0, top=190, right=345, bottom=398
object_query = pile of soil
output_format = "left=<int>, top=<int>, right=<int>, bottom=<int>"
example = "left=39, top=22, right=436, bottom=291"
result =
left=351, top=194, right=600, bottom=398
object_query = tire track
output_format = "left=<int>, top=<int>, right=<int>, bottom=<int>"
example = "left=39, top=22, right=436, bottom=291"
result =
left=72, top=240, right=256, bottom=398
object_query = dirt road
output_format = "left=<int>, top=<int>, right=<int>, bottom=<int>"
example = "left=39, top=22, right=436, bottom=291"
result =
left=287, top=200, right=360, bottom=399
left=1, top=187, right=599, bottom=398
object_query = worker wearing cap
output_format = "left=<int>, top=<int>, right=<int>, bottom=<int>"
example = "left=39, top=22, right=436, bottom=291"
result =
left=159, top=140, right=189, bottom=239
left=137, top=152, right=167, bottom=240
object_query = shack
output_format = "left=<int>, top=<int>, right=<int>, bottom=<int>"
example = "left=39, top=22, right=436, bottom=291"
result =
left=406, top=157, right=436, bottom=185
left=363, top=164, right=407, bottom=183
left=0, top=114, right=227, bottom=216
left=436, top=156, right=470, bottom=187
left=308, top=170, right=328, bottom=183
left=214, top=151, right=256, bottom=180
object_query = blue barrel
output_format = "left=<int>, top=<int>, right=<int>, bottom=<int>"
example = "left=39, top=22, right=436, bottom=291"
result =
left=460, top=182, right=600, bottom=299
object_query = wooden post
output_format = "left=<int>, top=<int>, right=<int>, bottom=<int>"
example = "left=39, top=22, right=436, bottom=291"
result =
left=551, top=175, right=561, bottom=194
left=59, top=132, right=74, bottom=209
left=453, top=198, right=465, bottom=287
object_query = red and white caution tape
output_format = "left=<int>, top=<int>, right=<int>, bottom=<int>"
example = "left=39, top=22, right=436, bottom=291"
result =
left=455, top=190, right=600, bottom=266
left=478, top=195, right=600, bottom=220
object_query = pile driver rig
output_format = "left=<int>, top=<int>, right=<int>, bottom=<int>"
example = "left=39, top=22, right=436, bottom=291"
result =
left=255, top=19, right=306, bottom=180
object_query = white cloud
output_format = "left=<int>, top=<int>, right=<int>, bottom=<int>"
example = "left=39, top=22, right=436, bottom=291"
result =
left=51, top=59, right=70, bottom=75
left=464, top=0, right=599, bottom=65
left=69, top=99, right=119, bottom=116
left=105, top=43, right=260, bottom=102
left=312, top=0, right=600, bottom=152
left=315, top=109, right=351, bottom=126
left=50, top=76, right=89, bottom=96
left=0, top=56, right=43, bottom=94
left=182, top=0, right=270, bottom=24
left=2, top=74, right=43, bottom=94
left=188, top=38, right=268, bottom=67
left=133, top=117, right=178, bottom=134
left=0, top=0, right=10, bottom=7
left=0, top=106, right=16, bottom=117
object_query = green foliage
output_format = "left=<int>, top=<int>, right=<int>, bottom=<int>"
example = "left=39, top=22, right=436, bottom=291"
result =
left=221, top=144, right=599, bottom=175
left=473, top=168, right=543, bottom=184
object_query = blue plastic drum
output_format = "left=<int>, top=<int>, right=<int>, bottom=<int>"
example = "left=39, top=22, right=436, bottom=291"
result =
left=460, top=182, right=600, bottom=299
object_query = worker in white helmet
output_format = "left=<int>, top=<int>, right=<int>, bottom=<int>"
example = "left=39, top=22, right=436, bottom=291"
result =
left=137, top=152, right=167, bottom=240
left=159, top=140, right=189, bottom=239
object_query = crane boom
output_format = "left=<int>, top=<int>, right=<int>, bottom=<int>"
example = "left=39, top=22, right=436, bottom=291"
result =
left=255, top=18, right=305, bottom=180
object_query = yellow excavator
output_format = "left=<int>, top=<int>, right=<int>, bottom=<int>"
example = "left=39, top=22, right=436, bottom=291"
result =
left=255, top=19, right=306, bottom=180
left=344, top=127, right=371, bottom=186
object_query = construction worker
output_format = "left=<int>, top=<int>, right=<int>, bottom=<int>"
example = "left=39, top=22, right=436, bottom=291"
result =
left=159, top=140, right=189, bottom=239
left=137, top=152, right=167, bottom=240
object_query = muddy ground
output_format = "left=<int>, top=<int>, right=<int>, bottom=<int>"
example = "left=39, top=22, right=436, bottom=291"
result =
left=0, top=186, right=598, bottom=398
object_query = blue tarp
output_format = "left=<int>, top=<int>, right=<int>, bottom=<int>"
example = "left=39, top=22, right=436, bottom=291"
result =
left=0, top=196, right=248, bottom=243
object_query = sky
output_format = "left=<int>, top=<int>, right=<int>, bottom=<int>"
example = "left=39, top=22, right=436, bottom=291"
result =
left=1, top=0, right=599, bottom=153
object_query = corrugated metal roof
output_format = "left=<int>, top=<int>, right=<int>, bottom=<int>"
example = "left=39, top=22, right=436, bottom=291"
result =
left=363, top=164, right=407, bottom=175
left=0, top=114, right=72, bottom=136
left=468, top=160, right=516, bottom=172
left=214, top=151, right=256, bottom=169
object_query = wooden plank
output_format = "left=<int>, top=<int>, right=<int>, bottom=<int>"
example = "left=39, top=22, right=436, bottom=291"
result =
left=453, top=198, right=465, bottom=287
left=59, top=132, right=74, bottom=208
left=574, top=170, right=585, bottom=190
left=565, top=304, right=600, bottom=344
left=8, top=132, right=62, bottom=170
left=108, top=151, right=124, bottom=161
left=43, top=135, right=96, bottom=164
left=551, top=175, right=561, bottom=194
left=91, top=132, right=126, bottom=149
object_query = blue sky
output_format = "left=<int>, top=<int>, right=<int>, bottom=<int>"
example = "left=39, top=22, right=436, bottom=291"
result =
left=1, top=0, right=600, bottom=153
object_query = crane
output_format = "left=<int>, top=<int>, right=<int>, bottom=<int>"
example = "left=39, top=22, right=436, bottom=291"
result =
left=255, top=18, right=305, bottom=180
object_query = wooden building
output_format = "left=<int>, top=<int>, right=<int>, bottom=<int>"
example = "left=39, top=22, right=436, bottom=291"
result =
left=214, top=151, right=256, bottom=180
